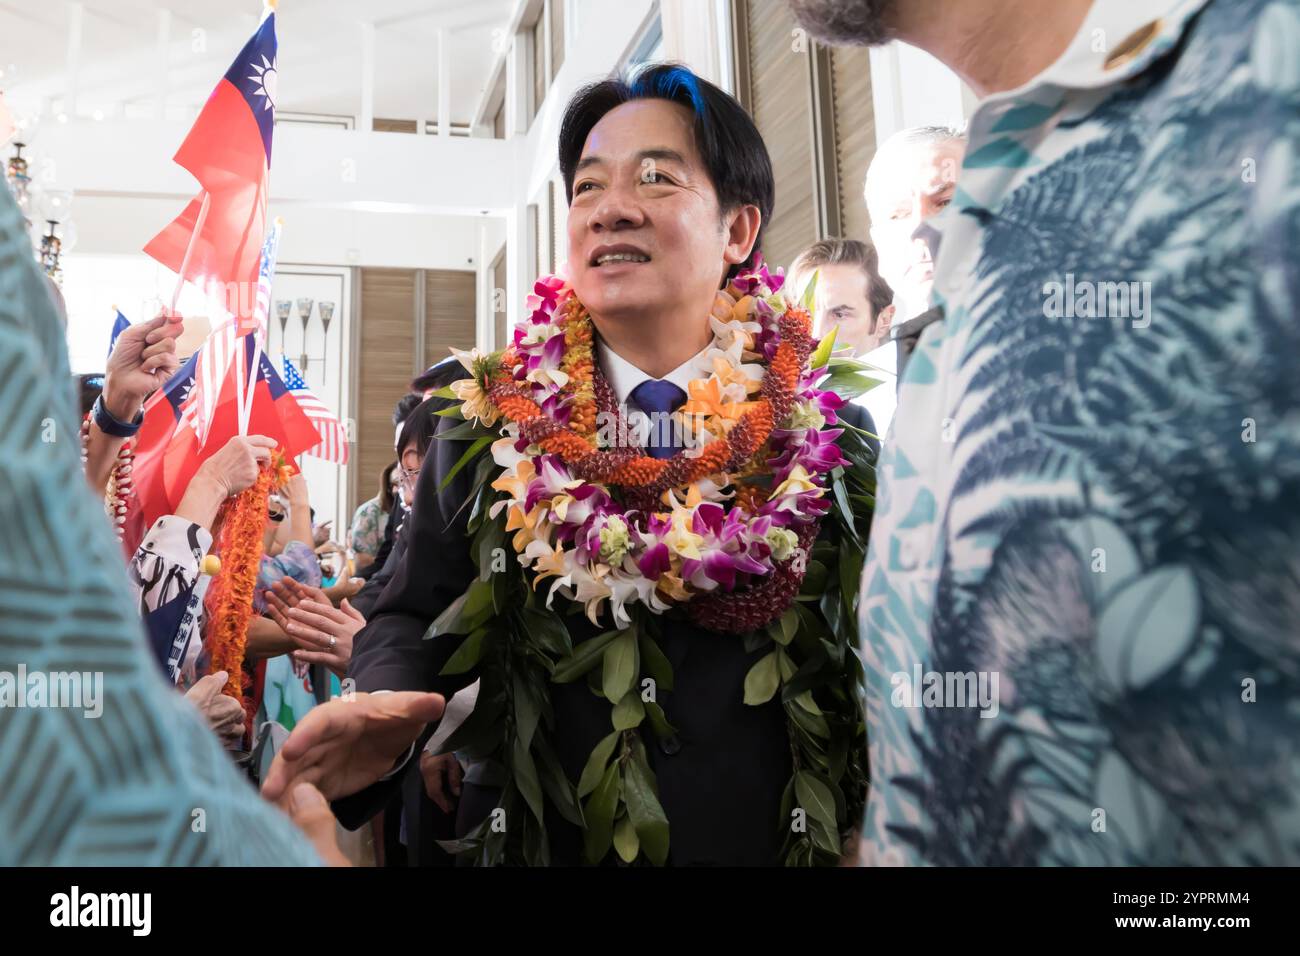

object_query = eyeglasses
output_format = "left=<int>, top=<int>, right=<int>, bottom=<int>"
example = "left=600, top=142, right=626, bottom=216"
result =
left=396, top=465, right=420, bottom=495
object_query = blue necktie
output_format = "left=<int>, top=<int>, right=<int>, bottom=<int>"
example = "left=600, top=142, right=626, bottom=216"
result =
left=630, top=379, right=687, bottom=459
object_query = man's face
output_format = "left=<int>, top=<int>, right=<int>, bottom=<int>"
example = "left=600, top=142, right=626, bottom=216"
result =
left=808, top=262, right=888, bottom=356
left=568, top=99, right=738, bottom=323
left=868, top=138, right=965, bottom=313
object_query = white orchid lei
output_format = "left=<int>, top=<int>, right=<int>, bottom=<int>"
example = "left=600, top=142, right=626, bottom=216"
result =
left=427, top=258, right=879, bottom=867
left=448, top=258, right=853, bottom=635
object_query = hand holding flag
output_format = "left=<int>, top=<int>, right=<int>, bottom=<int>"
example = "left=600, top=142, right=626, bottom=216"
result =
left=103, top=310, right=185, bottom=421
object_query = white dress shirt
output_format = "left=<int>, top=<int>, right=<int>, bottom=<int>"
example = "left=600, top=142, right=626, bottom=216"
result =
left=853, top=342, right=897, bottom=440
left=597, top=340, right=712, bottom=409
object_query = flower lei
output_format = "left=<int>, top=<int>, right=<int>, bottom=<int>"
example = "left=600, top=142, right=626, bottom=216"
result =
left=433, top=257, right=876, bottom=867
left=203, top=453, right=294, bottom=722
left=80, top=413, right=135, bottom=552
left=453, top=259, right=851, bottom=636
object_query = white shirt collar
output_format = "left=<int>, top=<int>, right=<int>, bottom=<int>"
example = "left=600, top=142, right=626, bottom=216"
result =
left=597, top=340, right=710, bottom=409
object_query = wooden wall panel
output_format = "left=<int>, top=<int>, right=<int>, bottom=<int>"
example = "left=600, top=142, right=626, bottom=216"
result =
left=357, top=268, right=415, bottom=513
left=741, top=0, right=818, bottom=273
left=423, top=269, right=477, bottom=369
left=492, top=247, right=508, bottom=350
left=830, top=45, right=877, bottom=244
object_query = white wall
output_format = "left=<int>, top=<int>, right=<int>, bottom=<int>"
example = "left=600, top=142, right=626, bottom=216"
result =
left=68, top=194, right=492, bottom=271
left=502, top=0, right=656, bottom=332
left=869, top=42, right=973, bottom=144
left=34, top=120, right=515, bottom=213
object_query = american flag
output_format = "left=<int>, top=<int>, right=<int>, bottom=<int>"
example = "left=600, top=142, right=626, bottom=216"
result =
left=245, top=220, right=280, bottom=338
left=162, top=318, right=236, bottom=446
left=184, top=223, right=278, bottom=443
left=282, top=355, right=349, bottom=464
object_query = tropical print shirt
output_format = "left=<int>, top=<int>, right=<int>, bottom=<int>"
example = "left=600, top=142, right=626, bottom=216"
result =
left=859, top=0, right=1300, bottom=865
left=0, top=183, right=320, bottom=865
left=349, top=495, right=384, bottom=558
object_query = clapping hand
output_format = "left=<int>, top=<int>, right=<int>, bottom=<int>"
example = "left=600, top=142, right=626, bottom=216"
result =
left=283, top=598, right=365, bottom=679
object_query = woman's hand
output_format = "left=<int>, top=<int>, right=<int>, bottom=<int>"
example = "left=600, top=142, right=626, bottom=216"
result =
left=285, top=473, right=310, bottom=508
left=323, top=576, right=365, bottom=606
left=285, top=598, right=365, bottom=678
left=184, top=670, right=246, bottom=749
left=264, top=577, right=331, bottom=625
left=176, top=435, right=277, bottom=530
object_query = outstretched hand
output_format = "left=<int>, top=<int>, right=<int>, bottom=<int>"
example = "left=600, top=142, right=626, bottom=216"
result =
left=261, top=691, right=445, bottom=804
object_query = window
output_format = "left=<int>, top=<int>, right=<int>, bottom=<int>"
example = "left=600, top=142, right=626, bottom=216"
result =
left=553, top=175, right=568, bottom=272
left=530, top=14, right=546, bottom=125
left=624, top=7, right=664, bottom=70
left=486, top=67, right=507, bottom=139
left=549, top=0, right=566, bottom=82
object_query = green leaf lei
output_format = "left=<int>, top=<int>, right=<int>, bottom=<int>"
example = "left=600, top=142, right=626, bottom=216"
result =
left=423, top=354, right=878, bottom=866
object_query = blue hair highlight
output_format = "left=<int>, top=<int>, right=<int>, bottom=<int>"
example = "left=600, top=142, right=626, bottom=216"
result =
left=630, top=64, right=705, bottom=117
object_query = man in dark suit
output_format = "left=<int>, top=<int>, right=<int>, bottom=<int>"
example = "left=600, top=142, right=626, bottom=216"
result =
left=263, top=65, right=873, bottom=865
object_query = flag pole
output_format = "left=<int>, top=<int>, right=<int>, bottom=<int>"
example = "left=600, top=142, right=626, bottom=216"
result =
left=169, top=190, right=211, bottom=316
left=239, top=218, right=282, bottom=435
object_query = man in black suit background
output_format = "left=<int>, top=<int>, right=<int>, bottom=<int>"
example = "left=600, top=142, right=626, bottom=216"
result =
left=264, top=64, right=873, bottom=865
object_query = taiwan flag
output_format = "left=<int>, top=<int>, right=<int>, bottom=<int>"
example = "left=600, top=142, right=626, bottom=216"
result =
left=130, top=335, right=319, bottom=535
left=143, top=9, right=277, bottom=323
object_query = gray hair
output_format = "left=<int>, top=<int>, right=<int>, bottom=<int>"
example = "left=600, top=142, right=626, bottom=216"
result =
left=787, top=0, right=897, bottom=48
left=864, top=125, right=968, bottom=207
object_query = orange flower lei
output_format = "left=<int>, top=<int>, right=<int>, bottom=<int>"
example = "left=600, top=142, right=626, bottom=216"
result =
left=203, top=465, right=275, bottom=710
left=487, top=298, right=807, bottom=492
left=558, top=297, right=598, bottom=440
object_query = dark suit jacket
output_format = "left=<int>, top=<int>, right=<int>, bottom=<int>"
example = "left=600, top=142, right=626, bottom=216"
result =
left=336, top=381, right=876, bottom=866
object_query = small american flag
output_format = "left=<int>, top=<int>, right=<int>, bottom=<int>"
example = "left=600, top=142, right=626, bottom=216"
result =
left=282, top=355, right=349, bottom=464
left=193, top=320, right=236, bottom=445
left=244, top=222, right=280, bottom=339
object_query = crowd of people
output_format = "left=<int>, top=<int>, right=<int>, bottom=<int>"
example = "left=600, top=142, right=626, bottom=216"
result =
left=2, top=0, right=1296, bottom=868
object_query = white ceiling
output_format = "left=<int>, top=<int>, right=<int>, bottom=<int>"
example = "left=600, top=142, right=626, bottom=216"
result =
left=0, top=0, right=515, bottom=124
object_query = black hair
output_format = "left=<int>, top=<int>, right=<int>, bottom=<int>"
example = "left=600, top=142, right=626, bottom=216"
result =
left=392, top=392, right=423, bottom=428
left=410, top=356, right=467, bottom=395
left=558, top=62, right=775, bottom=278
left=379, top=460, right=398, bottom=512
left=396, top=396, right=442, bottom=460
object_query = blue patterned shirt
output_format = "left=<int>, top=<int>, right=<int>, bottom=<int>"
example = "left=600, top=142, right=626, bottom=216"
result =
left=860, top=0, right=1300, bottom=865
left=0, top=184, right=321, bottom=865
